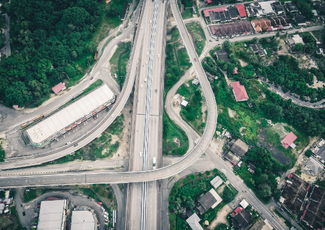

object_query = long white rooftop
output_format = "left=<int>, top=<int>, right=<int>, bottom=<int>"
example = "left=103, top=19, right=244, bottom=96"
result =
left=26, top=84, right=114, bottom=144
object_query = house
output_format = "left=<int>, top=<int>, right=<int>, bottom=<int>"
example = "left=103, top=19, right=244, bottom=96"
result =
left=240, top=199, right=249, bottom=209
left=228, top=139, right=249, bottom=157
left=236, top=4, right=247, bottom=18
left=52, top=82, right=66, bottom=94
left=181, top=100, right=188, bottom=107
left=192, top=78, right=200, bottom=85
left=316, top=42, right=325, bottom=56
left=271, top=2, right=284, bottom=15
left=300, top=186, right=325, bottom=229
left=232, top=209, right=252, bottom=229
left=224, top=151, right=241, bottom=165
left=231, top=81, right=249, bottom=102
left=37, top=199, right=67, bottom=230
left=259, top=1, right=276, bottom=15
left=280, top=173, right=310, bottom=216
left=232, top=207, right=243, bottom=217
left=186, top=213, right=203, bottom=230
left=203, top=7, right=227, bottom=19
left=282, top=132, right=297, bottom=149
left=210, top=176, right=223, bottom=189
left=248, top=163, right=256, bottom=174
left=196, top=189, right=223, bottom=215
left=228, top=7, right=239, bottom=20
left=304, top=157, right=324, bottom=176
left=316, top=144, right=325, bottom=162
left=250, top=43, right=267, bottom=56
left=284, top=2, right=298, bottom=12
left=207, top=0, right=213, bottom=4
left=293, top=13, right=306, bottom=27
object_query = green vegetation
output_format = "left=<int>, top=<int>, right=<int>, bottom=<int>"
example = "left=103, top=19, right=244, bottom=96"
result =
left=165, top=27, right=191, bottom=94
left=0, top=0, right=132, bottom=108
left=89, top=184, right=116, bottom=209
left=109, top=42, right=132, bottom=88
left=7, top=206, right=27, bottom=230
left=182, top=8, right=193, bottom=19
left=185, top=22, right=206, bottom=56
left=305, top=149, right=313, bottom=157
left=46, top=114, right=124, bottom=164
left=0, top=140, right=5, bottom=162
left=178, top=81, right=206, bottom=133
left=315, top=179, right=325, bottom=190
left=274, top=209, right=293, bottom=228
left=235, top=147, right=282, bottom=203
left=24, top=188, right=49, bottom=202
left=215, top=223, right=228, bottom=230
left=169, top=169, right=237, bottom=230
left=163, top=112, right=189, bottom=155
left=292, top=0, right=314, bottom=20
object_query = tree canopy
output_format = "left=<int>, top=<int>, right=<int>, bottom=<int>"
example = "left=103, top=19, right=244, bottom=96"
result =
left=0, top=0, right=102, bottom=106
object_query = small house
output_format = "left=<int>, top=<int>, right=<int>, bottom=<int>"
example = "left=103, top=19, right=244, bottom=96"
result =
left=186, top=213, right=203, bottom=230
left=231, top=82, right=249, bottom=102
left=196, top=189, right=223, bottom=215
left=282, top=132, right=297, bottom=149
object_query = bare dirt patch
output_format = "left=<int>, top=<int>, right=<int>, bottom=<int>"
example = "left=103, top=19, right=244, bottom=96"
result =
left=173, top=137, right=180, bottom=147
left=228, top=108, right=237, bottom=118
left=209, top=138, right=226, bottom=157
left=240, top=127, right=247, bottom=136
left=208, top=204, right=232, bottom=229
left=239, top=59, right=248, bottom=67
left=308, top=75, right=325, bottom=89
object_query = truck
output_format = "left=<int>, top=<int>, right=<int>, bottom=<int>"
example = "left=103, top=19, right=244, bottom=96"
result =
left=153, top=157, right=156, bottom=169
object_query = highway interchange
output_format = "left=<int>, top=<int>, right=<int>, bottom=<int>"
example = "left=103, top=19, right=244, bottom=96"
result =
left=0, top=0, right=323, bottom=229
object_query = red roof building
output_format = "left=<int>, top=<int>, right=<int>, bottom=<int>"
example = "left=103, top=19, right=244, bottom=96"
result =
left=236, top=4, right=247, bottom=18
left=231, top=82, right=249, bottom=102
left=282, top=132, right=297, bottom=148
left=207, top=0, right=213, bottom=4
left=203, top=7, right=227, bottom=17
left=52, top=82, right=66, bottom=94
left=232, top=207, right=243, bottom=217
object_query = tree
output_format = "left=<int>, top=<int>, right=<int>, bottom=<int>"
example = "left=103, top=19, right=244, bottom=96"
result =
left=263, top=102, right=283, bottom=121
left=183, top=178, right=189, bottom=184
left=273, top=189, right=281, bottom=201
left=189, top=174, right=196, bottom=180
left=294, top=43, right=304, bottom=51
left=258, top=183, right=272, bottom=198
left=260, top=174, right=269, bottom=183
left=305, top=149, right=313, bottom=157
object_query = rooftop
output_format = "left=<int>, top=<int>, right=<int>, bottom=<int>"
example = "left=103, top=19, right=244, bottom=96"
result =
left=229, top=139, right=249, bottom=157
left=282, top=132, right=297, bottom=148
left=37, top=199, right=66, bottom=230
left=284, top=2, right=298, bottom=12
left=231, top=82, right=249, bottom=102
left=52, top=82, right=66, bottom=94
left=304, top=157, right=324, bottom=176
left=26, top=84, right=114, bottom=145
left=186, top=213, right=203, bottom=230
left=196, top=189, right=222, bottom=214
left=236, top=4, right=247, bottom=17
left=224, top=151, right=241, bottom=165
left=281, top=173, right=309, bottom=215
left=204, top=7, right=227, bottom=17
left=232, top=209, right=252, bottom=229
left=71, top=210, right=96, bottom=230
left=210, top=176, right=223, bottom=189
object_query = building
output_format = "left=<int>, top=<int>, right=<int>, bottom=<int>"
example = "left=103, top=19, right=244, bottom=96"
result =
left=228, top=7, right=240, bottom=20
left=271, top=2, right=284, bottom=15
left=293, top=13, right=306, bottom=26
left=52, top=82, right=66, bottom=94
left=196, top=189, right=223, bottom=215
left=37, top=199, right=67, bottom=230
left=203, top=7, right=227, bottom=19
left=282, top=132, right=297, bottom=149
left=186, top=213, right=203, bottom=230
left=207, top=0, right=213, bottom=4
left=210, top=176, right=223, bottom=189
left=192, top=78, right=200, bottom=85
left=224, top=151, right=241, bottom=165
left=280, top=173, right=310, bottom=216
left=301, top=186, right=325, bottom=229
left=316, top=42, right=325, bottom=56
left=210, top=21, right=253, bottom=38
left=231, top=82, right=249, bottom=102
left=232, top=209, right=252, bottom=229
left=316, top=144, right=325, bottom=162
left=240, top=199, right=249, bottom=209
left=284, top=2, right=298, bottom=12
left=251, top=16, right=291, bottom=32
left=229, top=139, right=249, bottom=157
left=236, top=4, right=247, bottom=18
left=250, top=43, right=267, bottom=56
left=181, top=100, right=188, bottom=107
left=248, top=163, right=256, bottom=174
left=304, top=157, right=324, bottom=176
left=259, top=1, right=276, bottom=15
left=25, top=84, right=115, bottom=147
left=71, top=210, right=96, bottom=230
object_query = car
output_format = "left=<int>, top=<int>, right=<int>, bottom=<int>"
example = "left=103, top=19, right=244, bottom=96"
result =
left=98, top=202, right=102, bottom=205
left=296, top=30, right=299, bottom=33
left=74, top=143, right=78, bottom=147
left=22, top=212, right=26, bottom=216
left=65, top=142, right=71, bottom=145
left=90, top=77, right=93, bottom=80
left=209, top=40, right=212, bottom=42
left=194, top=58, right=197, bottom=62
left=37, top=205, right=40, bottom=208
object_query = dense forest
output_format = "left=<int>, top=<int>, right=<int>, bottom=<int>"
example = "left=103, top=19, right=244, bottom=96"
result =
left=0, top=0, right=131, bottom=107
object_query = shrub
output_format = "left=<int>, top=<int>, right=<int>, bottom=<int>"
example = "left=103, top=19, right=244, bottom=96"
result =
left=305, top=149, right=313, bottom=157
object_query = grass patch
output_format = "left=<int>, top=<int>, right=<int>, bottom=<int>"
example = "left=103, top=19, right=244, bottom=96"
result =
left=179, top=81, right=206, bottom=133
left=24, top=188, right=49, bottom=202
left=312, top=29, right=325, bottom=42
left=182, top=8, right=193, bottom=19
left=110, top=42, right=132, bottom=88
left=163, top=111, right=189, bottom=155
left=315, top=179, right=325, bottom=190
left=168, top=26, right=180, bottom=43
left=186, top=22, right=206, bottom=56
left=25, top=95, right=51, bottom=109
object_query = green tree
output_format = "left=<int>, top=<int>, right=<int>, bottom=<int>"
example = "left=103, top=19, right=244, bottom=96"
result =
left=258, top=183, right=271, bottom=198
left=305, top=149, right=313, bottom=157
left=189, top=174, right=196, bottom=181
left=263, top=102, right=283, bottom=121
left=294, top=43, right=304, bottom=51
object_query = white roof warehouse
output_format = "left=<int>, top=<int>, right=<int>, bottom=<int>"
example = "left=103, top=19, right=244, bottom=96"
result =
left=25, top=84, right=115, bottom=147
